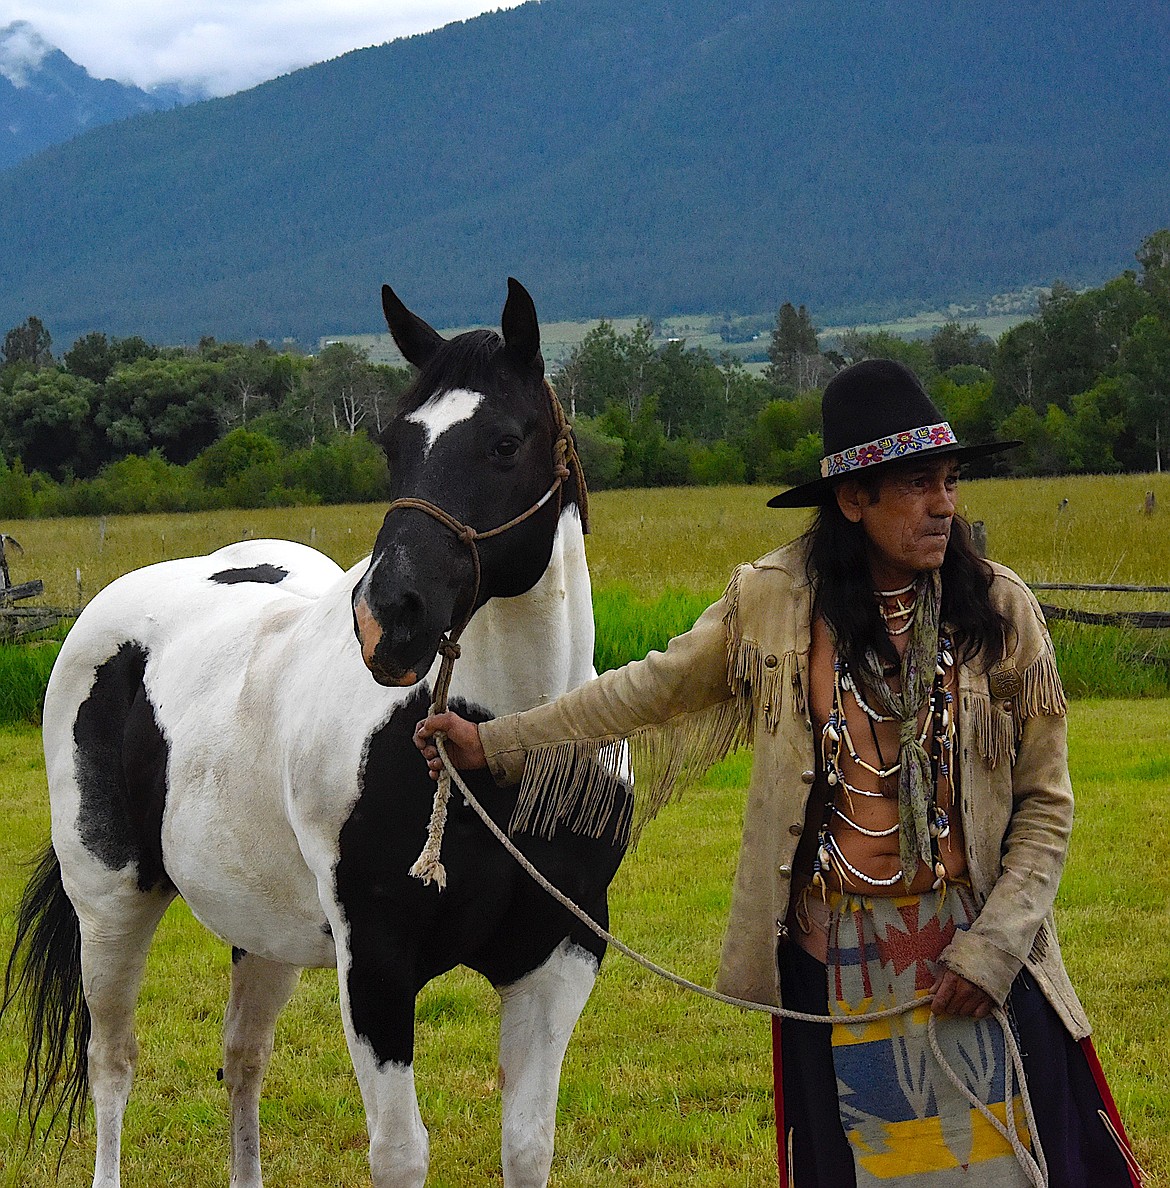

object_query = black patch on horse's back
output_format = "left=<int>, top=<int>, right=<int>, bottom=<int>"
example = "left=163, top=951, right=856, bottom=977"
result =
left=74, top=641, right=172, bottom=892
left=334, top=687, right=629, bottom=1069
left=209, top=564, right=289, bottom=586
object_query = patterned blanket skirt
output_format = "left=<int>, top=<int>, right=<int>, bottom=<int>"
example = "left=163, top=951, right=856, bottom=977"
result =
left=826, top=886, right=1033, bottom=1186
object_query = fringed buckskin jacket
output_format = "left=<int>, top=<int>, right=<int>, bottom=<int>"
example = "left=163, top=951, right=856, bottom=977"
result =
left=479, top=538, right=1091, bottom=1038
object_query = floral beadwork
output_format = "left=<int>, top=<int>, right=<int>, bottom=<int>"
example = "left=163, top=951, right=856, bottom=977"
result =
left=819, top=421, right=957, bottom=478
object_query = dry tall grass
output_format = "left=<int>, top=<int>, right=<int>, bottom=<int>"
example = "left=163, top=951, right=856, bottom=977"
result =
left=6, top=472, right=1168, bottom=610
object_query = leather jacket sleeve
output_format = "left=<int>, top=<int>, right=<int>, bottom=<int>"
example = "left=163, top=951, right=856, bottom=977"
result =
left=479, top=587, right=736, bottom=786
left=940, top=572, right=1073, bottom=1004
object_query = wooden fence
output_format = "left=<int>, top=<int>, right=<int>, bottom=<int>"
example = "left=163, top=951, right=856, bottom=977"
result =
left=0, top=533, right=75, bottom=642
left=1031, top=583, right=1170, bottom=630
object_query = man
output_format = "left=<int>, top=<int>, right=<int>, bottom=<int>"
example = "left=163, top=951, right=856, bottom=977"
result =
left=415, top=360, right=1139, bottom=1186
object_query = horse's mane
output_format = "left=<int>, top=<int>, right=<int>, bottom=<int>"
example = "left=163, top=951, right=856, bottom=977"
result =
left=395, top=330, right=507, bottom=417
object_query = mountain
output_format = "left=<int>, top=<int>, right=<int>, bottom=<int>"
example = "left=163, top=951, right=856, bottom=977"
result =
left=0, top=23, right=194, bottom=171
left=0, top=0, right=1167, bottom=346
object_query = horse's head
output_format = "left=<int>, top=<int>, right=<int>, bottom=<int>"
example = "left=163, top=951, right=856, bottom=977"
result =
left=352, top=278, right=585, bottom=688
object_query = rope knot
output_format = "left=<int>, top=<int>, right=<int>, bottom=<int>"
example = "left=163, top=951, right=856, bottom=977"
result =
left=457, top=525, right=476, bottom=545
left=438, top=638, right=461, bottom=661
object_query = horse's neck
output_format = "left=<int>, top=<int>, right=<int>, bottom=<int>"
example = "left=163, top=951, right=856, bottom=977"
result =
left=450, top=506, right=595, bottom=717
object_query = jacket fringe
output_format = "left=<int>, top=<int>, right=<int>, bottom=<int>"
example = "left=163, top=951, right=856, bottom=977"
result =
left=508, top=699, right=749, bottom=845
left=1016, top=638, right=1068, bottom=721
left=725, top=637, right=795, bottom=735
left=971, top=698, right=1016, bottom=770
left=972, top=642, right=1068, bottom=768
left=722, top=563, right=796, bottom=734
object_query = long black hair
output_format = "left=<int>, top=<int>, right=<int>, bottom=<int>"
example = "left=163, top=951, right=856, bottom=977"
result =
left=805, top=483, right=1010, bottom=674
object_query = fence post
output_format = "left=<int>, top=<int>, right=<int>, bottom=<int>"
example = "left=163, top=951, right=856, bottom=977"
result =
left=971, top=520, right=988, bottom=558
left=0, top=532, right=23, bottom=590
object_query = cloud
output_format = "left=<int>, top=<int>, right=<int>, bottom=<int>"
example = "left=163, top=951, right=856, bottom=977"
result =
left=1, top=1, right=511, bottom=96
left=0, top=20, right=52, bottom=87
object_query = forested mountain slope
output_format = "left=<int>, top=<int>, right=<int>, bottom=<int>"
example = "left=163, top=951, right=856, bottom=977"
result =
left=1, top=0, right=1166, bottom=343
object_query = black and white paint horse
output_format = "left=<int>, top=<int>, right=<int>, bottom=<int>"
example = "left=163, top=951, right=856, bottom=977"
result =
left=5, top=279, right=627, bottom=1187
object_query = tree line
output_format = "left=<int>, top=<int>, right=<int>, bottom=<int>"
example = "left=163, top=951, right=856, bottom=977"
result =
left=560, top=228, right=1170, bottom=489
left=0, top=333, right=409, bottom=516
left=2, top=228, right=1168, bottom=519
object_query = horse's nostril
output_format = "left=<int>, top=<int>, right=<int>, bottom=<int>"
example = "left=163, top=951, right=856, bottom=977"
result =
left=385, top=589, right=424, bottom=647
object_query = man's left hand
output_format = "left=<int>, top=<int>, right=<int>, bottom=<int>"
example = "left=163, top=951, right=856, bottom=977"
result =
left=930, top=969, right=995, bottom=1018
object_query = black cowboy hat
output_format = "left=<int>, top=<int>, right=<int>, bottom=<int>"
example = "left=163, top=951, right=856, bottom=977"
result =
left=767, top=358, right=1020, bottom=508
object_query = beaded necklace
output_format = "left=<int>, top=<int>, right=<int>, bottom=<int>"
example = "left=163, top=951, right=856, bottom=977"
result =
left=811, top=635, right=956, bottom=896
left=876, top=581, right=919, bottom=635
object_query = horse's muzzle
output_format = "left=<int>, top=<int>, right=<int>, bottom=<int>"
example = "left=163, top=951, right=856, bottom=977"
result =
left=353, top=596, right=421, bottom=687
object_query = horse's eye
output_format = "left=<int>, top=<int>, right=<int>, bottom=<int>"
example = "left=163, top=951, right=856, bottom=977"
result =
left=493, top=437, right=521, bottom=460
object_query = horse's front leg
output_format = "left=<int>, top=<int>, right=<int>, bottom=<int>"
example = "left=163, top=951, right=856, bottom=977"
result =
left=222, top=950, right=301, bottom=1188
left=335, top=928, right=429, bottom=1188
left=497, top=939, right=600, bottom=1188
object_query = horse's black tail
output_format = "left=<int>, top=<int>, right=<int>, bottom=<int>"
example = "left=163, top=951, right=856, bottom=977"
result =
left=2, top=841, right=90, bottom=1145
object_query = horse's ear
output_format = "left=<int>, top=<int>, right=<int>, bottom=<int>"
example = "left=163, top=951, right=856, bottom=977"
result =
left=382, top=284, right=445, bottom=369
left=501, top=277, right=542, bottom=371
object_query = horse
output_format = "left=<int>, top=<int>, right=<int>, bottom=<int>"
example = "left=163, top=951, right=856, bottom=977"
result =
left=3, top=278, right=629, bottom=1188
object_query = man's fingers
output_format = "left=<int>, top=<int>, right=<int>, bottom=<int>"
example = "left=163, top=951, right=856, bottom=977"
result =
left=413, top=713, right=450, bottom=749
left=931, top=979, right=952, bottom=1016
left=931, top=969, right=995, bottom=1018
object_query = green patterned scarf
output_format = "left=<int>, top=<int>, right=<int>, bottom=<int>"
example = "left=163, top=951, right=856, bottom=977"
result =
left=851, top=570, right=942, bottom=884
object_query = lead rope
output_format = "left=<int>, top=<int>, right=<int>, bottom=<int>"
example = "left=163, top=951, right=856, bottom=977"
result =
left=428, top=734, right=1049, bottom=1187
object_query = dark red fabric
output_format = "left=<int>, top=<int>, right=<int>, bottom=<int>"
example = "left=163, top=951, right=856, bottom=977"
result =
left=772, top=1016, right=787, bottom=1188
left=1079, top=1037, right=1144, bottom=1186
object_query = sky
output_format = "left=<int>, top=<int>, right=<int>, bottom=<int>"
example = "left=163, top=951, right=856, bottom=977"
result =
left=0, top=0, right=514, bottom=97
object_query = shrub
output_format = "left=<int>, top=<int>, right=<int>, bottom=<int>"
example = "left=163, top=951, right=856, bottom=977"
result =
left=0, top=455, right=35, bottom=518
left=688, top=440, right=747, bottom=485
left=0, top=642, right=60, bottom=725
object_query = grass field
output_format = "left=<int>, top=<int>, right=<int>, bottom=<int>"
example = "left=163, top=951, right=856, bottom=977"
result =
left=1, top=473, right=1168, bottom=1183
left=1, top=701, right=1166, bottom=1186
left=6, top=473, right=1168, bottom=610
left=4, top=474, right=1169, bottom=720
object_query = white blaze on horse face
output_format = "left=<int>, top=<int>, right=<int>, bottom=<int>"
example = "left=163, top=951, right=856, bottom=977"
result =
left=406, top=388, right=485, bottom=457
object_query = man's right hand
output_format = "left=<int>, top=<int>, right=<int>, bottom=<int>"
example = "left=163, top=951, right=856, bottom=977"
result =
left=413, top=712, right=487, bottom=781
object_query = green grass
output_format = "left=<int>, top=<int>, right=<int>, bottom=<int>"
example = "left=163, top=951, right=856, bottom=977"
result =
left=2, top=703, right=1167, bottom=1186
left=592, top=588, right=712, bottom=675
left=0, top=643, right=60, bottom=727
left=5, top=472, right=1169, bottom=604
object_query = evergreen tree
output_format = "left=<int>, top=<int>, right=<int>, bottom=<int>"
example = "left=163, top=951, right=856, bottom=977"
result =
left=765, top=302, right=820, bottom=390
left=2, top=316, right=53, bottom=368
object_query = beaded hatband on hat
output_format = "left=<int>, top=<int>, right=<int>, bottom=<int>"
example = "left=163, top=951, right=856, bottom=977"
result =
left=821, top=421, right=958, bottom=478
left=767, top=359, right=1018, bottom=508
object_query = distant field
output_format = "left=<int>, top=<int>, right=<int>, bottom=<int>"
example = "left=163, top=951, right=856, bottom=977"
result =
left=324, top=316, right=649, bottom=369
left=323, top=297, right=1043, bottom=373
left=7, top=472, right=1169, bottom=610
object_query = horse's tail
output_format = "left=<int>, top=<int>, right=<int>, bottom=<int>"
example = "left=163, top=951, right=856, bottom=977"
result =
left=2, top=841, right=90, bottom=1144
